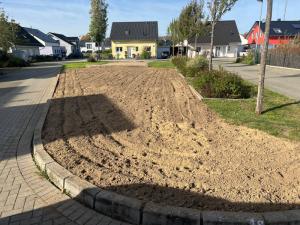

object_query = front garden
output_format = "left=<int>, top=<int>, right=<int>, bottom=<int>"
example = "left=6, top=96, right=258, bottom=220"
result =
left=148, top=57, right=300, bottom=141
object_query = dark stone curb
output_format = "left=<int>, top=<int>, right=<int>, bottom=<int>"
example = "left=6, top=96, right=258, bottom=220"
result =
left=32, top=74, right=300, bottom=225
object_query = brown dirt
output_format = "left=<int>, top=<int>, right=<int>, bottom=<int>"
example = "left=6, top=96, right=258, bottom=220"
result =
left=42, top=62, right=300, bottom=212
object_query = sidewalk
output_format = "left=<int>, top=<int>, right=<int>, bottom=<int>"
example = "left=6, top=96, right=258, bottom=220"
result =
left=0, top=67, right=129, bottom=225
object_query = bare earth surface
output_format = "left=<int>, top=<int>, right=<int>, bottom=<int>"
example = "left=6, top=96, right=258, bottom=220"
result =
left=42, top=62, right=300, bottom=212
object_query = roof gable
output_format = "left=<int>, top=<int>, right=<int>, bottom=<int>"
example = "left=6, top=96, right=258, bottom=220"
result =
left=248, top=20, right=300, bottom=37
left=49, top=32, right=75, bottom=45
left=110, top=21, right=158, bottom=41
left=193, top=20, right=241, bottom=45
left=24, top=27, right=58, bottom=44
left=14, top=26, right=43, bottom=47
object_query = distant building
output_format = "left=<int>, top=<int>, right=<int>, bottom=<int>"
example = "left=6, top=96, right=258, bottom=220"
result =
left=8, top=26, right=42, bottom=60
left=110, top=21, right=158, bottom=59
left=80, top=38, right=111, bottom=53
left=48, top=32, right=80, bottom=57
left=188, top=20, right=241, bottom=58
left=246, top=20, right=300, bottom=48
left=24, top=27, right=62, bottom=57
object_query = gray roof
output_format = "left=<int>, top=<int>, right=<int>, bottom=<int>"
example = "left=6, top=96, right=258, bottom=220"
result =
left=256, top=20, right=300, bottom=36
left=24, top=27, right=58, bottom=44
left=14, top=26, right=43, bottom=47
left=110, top=21, right=158, bottom=41
left=192, top=20, right=241, bottom=45
left=49, top=32, right=75, bottom=46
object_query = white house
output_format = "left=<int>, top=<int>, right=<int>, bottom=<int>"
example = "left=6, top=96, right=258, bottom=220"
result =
left=188, top=20, right=241, bottom=58
left=8, top=26, right=41, bottom=60
left=24, top=27, right=62, bottom=57
left=48, top=32, right=79, bottom=57
left=80, top=38, right=111, bottom=53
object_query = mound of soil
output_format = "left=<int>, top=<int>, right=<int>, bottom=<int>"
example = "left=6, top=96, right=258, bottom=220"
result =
left=43, top=63, right=300, bottom=212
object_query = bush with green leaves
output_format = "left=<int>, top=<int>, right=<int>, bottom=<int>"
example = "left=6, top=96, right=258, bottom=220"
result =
left=186, top=55, right=208, bottom=77
left=0, top=55, right=29, bottom=68
left=239, top=51, right=255, bottom=65
left=141, top=50, right=151, bottom=59
left=191, top=69, right=254, bottom=99
left=171, top=56, right=188, bottom=75
left=87, top=54, right=97, bottom=62
left=101, top=49, right=112, bottom=59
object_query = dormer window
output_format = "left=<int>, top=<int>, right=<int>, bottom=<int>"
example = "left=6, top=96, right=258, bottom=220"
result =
left=292, top=24, right=300, bottom=29
left=273, top=28, right=282, bottom=34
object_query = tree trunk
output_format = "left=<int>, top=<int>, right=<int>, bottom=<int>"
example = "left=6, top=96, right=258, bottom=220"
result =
left=209, top=22, right=215, bottom=71
left=194, top=34, right=198, bottom=58
left=173, top=42, right=175, bottom=56
left=256, top=0, right=273, bottom=115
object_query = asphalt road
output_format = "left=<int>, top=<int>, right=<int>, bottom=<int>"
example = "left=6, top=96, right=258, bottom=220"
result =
left=213, top=58, right=300, bottom=100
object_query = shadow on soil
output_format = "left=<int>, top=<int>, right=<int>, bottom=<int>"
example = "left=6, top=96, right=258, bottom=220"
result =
left=42, top=94, right=136, bottom=144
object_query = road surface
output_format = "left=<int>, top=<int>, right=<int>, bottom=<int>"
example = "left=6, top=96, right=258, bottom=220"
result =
left=213, top=58, right=300, bottom=100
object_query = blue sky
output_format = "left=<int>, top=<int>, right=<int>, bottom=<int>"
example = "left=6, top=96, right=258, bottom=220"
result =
left=2, top=0, right=300, bottom=37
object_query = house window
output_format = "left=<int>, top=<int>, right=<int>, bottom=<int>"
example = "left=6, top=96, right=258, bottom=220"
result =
left=116, top=47, right=123, bottom=52
left=227, top=46, right=231, bottom=51
left=87, top=44, right=92, bottom=49
left=273, top=28, right=282, bottom=34
left=145, top=47, right=151, bottom=52
left=136, top=47, right=139, bottom=51
left=251, top=33, right=254, bottom=39
left=196, top=47, right=201, bottom=52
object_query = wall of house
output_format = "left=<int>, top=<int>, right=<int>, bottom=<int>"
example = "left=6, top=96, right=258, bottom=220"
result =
left=80, top=42, right=100, bottom=53
left=111, top=40, right=157, bottom=59
left=188, top=43, right=239, bottom=58
left=10, top=46, right=40, bottom=60
left=39, top=46, right=62, bottom=56
left=247, top=24, right=292, bottom=46
left=49, top=35, right=74, bottom=56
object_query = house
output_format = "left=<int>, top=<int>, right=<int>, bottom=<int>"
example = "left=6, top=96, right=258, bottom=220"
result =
left=80, top=38, right=111, bottom=53
left=110, top=21, right=158, bottom=59
left=24, top=27, right=62, bottom=57
left=246, top=20, right=300, bottom=48
left=48, top=32, right=80, bottom=57
left=188, top=20, right=241, bottom=58
left=8, top=26, right=42, bottom=60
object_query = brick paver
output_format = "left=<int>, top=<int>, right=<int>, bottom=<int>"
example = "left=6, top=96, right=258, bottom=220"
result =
left=0, top=67, right=130, bottom=225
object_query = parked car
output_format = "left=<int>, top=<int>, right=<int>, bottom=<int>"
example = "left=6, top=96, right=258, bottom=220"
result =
left=160, top=51, right=170, bottom=59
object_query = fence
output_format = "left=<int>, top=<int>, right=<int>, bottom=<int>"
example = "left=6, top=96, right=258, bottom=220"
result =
left=267, top=51, right=300, bottom=69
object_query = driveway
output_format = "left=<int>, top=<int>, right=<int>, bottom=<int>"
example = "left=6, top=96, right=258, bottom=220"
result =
left=213, top=58, right=300, bottom=100
left=0, top=65, right=126, bottom=224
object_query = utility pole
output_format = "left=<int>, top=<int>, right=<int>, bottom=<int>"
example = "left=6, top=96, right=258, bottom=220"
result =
left=255, top=0, right=263, bottom=63
left=283, top=0, right=288, bottom=20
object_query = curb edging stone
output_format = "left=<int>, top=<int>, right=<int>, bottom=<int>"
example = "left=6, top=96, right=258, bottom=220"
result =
left=32, top=73, right=300, bottom=225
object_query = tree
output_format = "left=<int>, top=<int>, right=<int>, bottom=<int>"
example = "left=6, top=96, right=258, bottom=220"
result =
left=178, top=0, right=207, bottom=54
left=80, top=33, right=92, bottom=42
left=89, top=0, right=108, bottom=52
left=167, top=19, right=181, bottom=56
left=256, top=0, right=273, bottom=115
left=0, top=9, right=18, bottom=53
left=207, top=0, right=238, bottom=71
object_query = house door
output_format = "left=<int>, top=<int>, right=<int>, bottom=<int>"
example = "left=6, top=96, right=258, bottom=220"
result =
left=215, top=47, right=221, bottom=57
left=127, top=47, right=135, bottom=58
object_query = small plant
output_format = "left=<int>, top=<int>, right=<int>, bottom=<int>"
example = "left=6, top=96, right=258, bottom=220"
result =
left=192, top=69, right=254, bottom=99
left=186, top=56, right=208, bottom=77
left=141, top=50, right=151, bottom=59
left=240, top=51, right=255, bottom=65
left=87, top=54, right=97, bottom=62
left=171, top=56, right=188, bottom=75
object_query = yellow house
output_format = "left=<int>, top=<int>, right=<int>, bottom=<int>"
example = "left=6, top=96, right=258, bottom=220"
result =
left=110, top=21, right=158, bottom=59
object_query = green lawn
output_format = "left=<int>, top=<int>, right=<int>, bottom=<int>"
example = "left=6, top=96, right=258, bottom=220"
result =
left=63, top=61, right=108, bottom=70
left=204, top=89, right=300, bottom=141
left=148, top=60, right=175, bottom=68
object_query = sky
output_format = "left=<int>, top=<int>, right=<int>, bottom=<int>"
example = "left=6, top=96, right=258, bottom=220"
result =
left=1, top=0, right=300, bottom=37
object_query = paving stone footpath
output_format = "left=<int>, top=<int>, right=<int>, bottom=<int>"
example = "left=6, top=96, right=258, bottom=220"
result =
left=0, top=66, right=130, bottom=225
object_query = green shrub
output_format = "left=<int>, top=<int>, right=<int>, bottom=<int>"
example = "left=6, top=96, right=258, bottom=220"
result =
left=141, top=50, right=151, bottom=59
left=186, top=56, right=208, bottom=77
left=1, top=55, right=29, bottom=68
left=101, top=49, right=112, bottom=60
left=192, top=69, right=254, bottom=99
left=171, top=56, right=188, bottom=75
left=87, top=54, right=97, bottom=62
left=240, top=51, right=255, bottom=65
